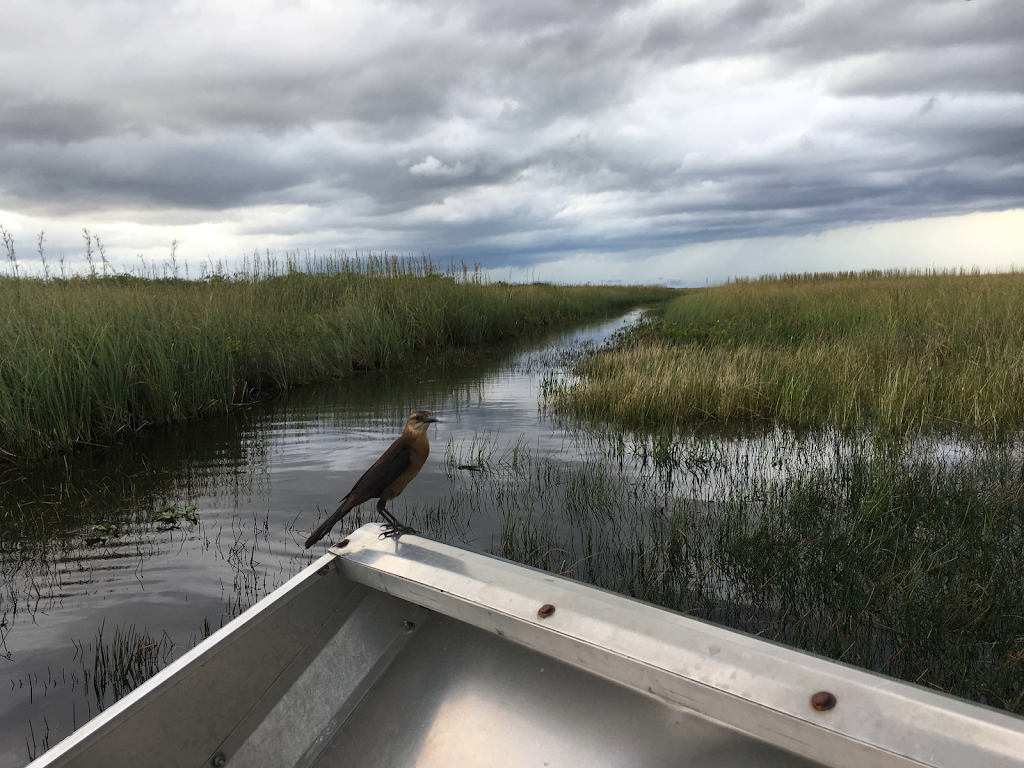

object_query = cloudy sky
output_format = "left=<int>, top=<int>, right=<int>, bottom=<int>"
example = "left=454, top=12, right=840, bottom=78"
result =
left=1, top=0, right=1021, bottom=284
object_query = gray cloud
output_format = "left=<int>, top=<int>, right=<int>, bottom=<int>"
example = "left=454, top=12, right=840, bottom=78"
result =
left=0, top=0, right=1021, bottom=270
left=0, top=100, right=114, bottom=144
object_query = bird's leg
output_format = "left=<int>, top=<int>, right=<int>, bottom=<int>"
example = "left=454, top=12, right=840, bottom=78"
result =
left=380, top=517, right=418, bottom=538
left=377, top=501, right=417, bottom=539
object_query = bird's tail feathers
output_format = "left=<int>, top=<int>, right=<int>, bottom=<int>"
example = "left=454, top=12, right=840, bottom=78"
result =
left=303, top=494, right=354, bottom=549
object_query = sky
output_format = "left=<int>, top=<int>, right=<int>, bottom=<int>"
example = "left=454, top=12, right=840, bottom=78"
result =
left=0, top=0, right=1021, bottom=285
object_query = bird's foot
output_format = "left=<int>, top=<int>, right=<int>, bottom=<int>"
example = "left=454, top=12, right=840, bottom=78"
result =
left=378, top=522, right=418, bottom=539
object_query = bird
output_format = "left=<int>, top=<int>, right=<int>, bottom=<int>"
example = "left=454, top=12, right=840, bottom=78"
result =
left=304, top=410, right=438, bottom=548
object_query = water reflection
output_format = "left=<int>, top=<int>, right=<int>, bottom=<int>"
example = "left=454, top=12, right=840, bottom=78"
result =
left=4, top=308, right=1022, bottom=764
left=0, top=313, right=635, bottom=766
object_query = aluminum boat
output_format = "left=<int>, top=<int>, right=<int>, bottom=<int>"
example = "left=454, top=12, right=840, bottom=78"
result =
left=28, top=523, right=1024, bottom=767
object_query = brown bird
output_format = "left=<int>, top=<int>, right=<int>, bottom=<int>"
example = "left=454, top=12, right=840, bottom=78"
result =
left=304, top=410, right=438, bottom=548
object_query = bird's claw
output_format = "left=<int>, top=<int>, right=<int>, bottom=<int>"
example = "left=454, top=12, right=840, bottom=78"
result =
left=378, top=523, right=418, bottom=539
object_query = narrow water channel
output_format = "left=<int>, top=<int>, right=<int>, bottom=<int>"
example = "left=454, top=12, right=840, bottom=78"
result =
left=0, top=312, right=639, bottom=766
left=4, top=310, right=1023, bottom=764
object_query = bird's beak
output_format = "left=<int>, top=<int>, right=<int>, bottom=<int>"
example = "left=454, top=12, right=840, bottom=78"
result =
left=423, top=416, right=439, bottom=424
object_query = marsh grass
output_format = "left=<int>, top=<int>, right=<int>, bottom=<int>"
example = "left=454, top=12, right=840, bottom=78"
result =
left=416, top=429, right=1024, bottom=712
left=85, top=621, right=175, bottom=711
left=549, top=270, right=1024, bottom=436
left=0, top=251, right=674, bottom=460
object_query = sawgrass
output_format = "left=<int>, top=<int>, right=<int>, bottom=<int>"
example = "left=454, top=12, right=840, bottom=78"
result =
left=548, top=270, right=1024, bottom=436
left=0, top=253, right=675, bottom=460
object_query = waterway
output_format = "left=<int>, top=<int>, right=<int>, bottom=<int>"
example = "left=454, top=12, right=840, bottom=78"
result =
left=0, top=312, right=637, bottom=766
left=3, top=310, right=1023, bottom=764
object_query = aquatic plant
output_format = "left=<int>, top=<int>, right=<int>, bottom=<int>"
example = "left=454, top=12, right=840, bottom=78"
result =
left=549, top=269, right=1024, bottom=436
left=88, top=621, right=175, bottom=710
left=153, top=504, right=199, bottom=527
left=411, top=429, right=1024, bottom=713
left=0, top=249, right=674, bottom=460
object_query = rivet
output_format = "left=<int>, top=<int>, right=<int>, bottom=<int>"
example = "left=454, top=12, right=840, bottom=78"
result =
left=403, top=621, right=416, bottom=633
left=810, top=691, right=837, bottom=712
left=211, top=753, right=227, bottom=767
left=537, top=604, right=556, bottom=619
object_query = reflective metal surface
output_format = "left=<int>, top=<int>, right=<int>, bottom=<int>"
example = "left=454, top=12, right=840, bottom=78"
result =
left=28, top=525, right=1024, bottom=768
left=316, top=613, right=820, bottom=768
left=334, top=526, right=1024, bottom=768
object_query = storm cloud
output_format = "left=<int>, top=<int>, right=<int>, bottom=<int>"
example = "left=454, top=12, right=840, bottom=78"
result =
left=0, top=0, right=1021, bottom=275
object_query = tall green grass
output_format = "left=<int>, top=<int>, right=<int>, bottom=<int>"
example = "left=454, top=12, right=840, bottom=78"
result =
left=407, top=429, right=1024, bottom=712
left=549, top=270, right=1024, bottom=436
left=0, top=252, right=674, bottom=460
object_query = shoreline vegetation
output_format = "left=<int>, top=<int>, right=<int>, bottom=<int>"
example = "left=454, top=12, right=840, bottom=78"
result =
left=434, top=434, right=1024, bottom=716
left=547, top=269, right=1024, bottom=438
left=534, top=269, right=1024, bottom=710
left=436, top=429, right=1024, bottom=713
left=0, top=250, right=676, bottom=461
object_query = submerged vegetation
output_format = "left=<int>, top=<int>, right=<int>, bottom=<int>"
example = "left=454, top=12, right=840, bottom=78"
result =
left=419, top=429, right=1024, bottom=712
left=548, top=270, right=1024, bottom=437
left=0, top=248, right=674, bottom=460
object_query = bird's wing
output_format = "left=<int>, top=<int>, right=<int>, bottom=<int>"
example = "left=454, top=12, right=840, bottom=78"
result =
left=304, top=439, right=412, bottom=549
left=348, top=440, right=412, bottom=502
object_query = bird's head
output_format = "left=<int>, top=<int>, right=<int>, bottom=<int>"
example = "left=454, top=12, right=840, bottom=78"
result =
left=405, top=410, right=439, bottom=434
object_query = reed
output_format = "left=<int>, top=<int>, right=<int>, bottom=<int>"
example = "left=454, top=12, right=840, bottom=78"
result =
left=548, top=269, right=1024, bottom=436
left=0, top=252, right=674, bottom=460
left=88, top=621, right=175, bottom=710
left=413, top=429, right=1024, bottom=712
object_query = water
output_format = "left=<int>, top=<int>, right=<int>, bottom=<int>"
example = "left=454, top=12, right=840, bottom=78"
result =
left=4, top=310, right=1023, bottom=764
left=0, top=312, right=638, bottom=766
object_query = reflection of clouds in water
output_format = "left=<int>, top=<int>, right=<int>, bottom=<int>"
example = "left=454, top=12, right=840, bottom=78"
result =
left=0, top=312, right=637, bottom=760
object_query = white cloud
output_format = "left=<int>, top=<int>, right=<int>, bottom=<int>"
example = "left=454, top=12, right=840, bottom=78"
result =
left=408, top=156, right=471, bottom=177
